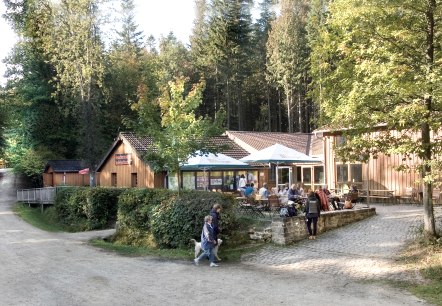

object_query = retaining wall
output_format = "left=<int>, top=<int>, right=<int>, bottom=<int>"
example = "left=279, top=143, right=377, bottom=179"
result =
left=272, top=208, right=376, bottom=245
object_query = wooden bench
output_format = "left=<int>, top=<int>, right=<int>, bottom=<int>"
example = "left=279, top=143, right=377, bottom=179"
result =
left=368, top=190, right=396, bottom=204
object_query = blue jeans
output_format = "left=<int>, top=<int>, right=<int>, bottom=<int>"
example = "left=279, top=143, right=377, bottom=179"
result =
left=197, top=243, right=214, bottom=263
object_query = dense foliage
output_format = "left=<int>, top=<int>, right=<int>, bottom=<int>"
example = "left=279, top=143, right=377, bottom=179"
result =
left=54, top=187, right=126, bottom=231
left=115, top=189, right=238, bottom=248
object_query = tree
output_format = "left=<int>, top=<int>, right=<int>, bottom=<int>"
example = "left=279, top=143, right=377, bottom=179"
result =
left=266, top=0, right=310, bottom=133
left=102, top=0, right=144, bottom=142
left=138, top=78, right=224, bottom=191
left=311, top=0, right=441, bottom=237
left=41, top=0, right=107, bottom=184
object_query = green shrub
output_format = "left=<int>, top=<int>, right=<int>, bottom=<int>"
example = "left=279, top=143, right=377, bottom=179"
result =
left=115, top=189, right=238, bottom=249
left=54, top=186, right=124, bottom=231
left=85, top=187, right=126, bottom=229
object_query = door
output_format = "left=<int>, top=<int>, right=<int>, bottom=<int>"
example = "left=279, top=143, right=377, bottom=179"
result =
left=277, top=166, right=293, bottom=190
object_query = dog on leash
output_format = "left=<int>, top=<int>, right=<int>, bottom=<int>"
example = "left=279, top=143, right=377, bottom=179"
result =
left=190, top=238, right=223, bottom=261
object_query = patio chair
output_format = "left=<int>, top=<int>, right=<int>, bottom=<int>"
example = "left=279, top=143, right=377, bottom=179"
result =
left=401, top=187, right=417, bottom=204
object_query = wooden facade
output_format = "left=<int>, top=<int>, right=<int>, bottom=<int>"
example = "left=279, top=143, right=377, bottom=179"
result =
left=96, top=134, right=166, bottom=188
left=43, top=160, right=89, bottom=187
left=316, top=130, right=422, bottom=198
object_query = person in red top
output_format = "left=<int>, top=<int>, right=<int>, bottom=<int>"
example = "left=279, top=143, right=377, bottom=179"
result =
left=316, top=186, right=329, bottom=211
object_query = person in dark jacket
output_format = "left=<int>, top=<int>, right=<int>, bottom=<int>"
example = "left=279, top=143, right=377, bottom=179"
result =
left=194, top=215, right=218, bottom=267
left=288, top=184, right=300, bottom=201
left=305, top=191, right=321, bottom=240
left=210, top=203, right=222, bottom=241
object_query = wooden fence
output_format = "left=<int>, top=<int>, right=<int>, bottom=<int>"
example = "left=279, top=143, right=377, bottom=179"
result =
left=17, top=187, right=57, bottom=212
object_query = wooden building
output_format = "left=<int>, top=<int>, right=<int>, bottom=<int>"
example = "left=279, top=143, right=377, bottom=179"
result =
left=313, top=129, right=423, bottom=200
left=96, top=132, right=166, bottom=188
left=96, top=131, right=323, bottom=191
left=43, top=160, right=89, bottom=187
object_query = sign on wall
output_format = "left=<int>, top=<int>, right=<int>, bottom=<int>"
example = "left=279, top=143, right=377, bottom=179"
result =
left=115, top=153, right=131, bottom=165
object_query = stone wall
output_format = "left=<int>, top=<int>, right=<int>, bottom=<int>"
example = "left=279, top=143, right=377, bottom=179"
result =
left=272, top=208, right=376, bottom=245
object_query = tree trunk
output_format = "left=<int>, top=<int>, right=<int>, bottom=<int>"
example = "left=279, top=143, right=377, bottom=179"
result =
left=421, top=0, right=437, bottom=237
left=286, top=84, right=293, bottom=133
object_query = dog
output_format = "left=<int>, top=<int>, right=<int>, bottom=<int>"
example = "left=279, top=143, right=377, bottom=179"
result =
left=190, top=238, right=223, bottom=261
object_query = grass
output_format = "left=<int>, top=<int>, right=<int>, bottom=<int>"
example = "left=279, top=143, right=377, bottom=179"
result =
left=90, top=238, right=266, bottom=262
left=13, top=203, right=66, bottom=232
left=399, top=236, right=442, bottom=306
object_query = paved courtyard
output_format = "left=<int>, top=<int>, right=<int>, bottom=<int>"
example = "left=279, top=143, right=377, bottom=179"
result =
left=242, top=205, right=426, bottom=282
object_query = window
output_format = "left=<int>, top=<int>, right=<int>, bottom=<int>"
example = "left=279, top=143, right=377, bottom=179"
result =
left=182, top=172, right=195, bottom=190
left=131, top=173, right=137, bottom=187
left=210, top=171, right=223, bottom=191
left=302, top=167, right=312, bottom=190
left=196, top=171, right=208, bottom=190
left=111, top=173, right=117, bottom=187
left=336, top=164, right=348, bottom=183
left=223, top=171, right=235, bottom=191
left=350, top=164, right=363, bottom=183
left=314, top=166, right=324, bottom=184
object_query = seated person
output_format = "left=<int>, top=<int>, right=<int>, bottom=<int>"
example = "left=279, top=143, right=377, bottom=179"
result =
left=288, top=184, right=300, bottom=201
left=244, top=183, right=255, bottom=198
left=259, top=183, right=270, bottom=199
left=324, top=185, right=340, bottom=210
left=278, top=183, right=289, bottom=196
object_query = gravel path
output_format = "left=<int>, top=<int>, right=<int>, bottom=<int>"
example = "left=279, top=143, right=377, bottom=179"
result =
left=0, top=169, right=430, bottom=305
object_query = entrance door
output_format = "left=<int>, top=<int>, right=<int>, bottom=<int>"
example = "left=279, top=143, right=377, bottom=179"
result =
left=277, top=166, right=292, bottom=190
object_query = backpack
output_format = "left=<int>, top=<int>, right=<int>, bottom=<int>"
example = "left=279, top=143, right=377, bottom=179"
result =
left=279, top=207, right=289, bottom=217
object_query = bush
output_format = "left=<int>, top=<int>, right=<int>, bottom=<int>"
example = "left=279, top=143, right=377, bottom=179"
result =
left=115, top=189, right=238, bottom=249
left=54, top=186, right=124, bottom=231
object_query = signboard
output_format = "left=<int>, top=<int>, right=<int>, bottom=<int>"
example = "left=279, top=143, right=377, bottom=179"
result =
left=115, top=153, right=131, bottom=165
left=210, top=178, right=222, bottom=186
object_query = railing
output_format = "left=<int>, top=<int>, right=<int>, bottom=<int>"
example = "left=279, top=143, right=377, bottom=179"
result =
left=17, top=187, right=57, bottom=211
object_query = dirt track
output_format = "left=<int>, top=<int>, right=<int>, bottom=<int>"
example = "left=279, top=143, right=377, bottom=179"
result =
left=0, top=169, right=428, bottom=305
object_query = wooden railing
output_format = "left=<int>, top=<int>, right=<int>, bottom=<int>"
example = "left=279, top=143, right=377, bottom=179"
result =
left=17, top=187, right=57, bottom=211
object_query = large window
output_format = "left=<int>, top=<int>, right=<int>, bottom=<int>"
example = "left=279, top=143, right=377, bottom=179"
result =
left=210, top=171, right=223, bottom=191
left=196, top=171, right=208, bottom=190
left=223, top=171, right=235, bottom=191
left=336, top=163, right=363, bottom=193
left=336, top=164, right=348, bottom=183
left=313, top=166, right=325, bottom=190
left=302, top=167, right=312, bottom=191
left=182, top=172, right=195, bottom=190
left=350, top=164, right=363, bottom=183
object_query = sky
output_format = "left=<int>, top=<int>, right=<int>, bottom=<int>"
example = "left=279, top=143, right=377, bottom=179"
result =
left=0, top=0, right=196, bottom=85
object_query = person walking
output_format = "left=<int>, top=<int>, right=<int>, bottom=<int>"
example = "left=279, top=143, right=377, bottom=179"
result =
left=210, top=203, right=222, bottom=242
left=305, top=191, right=321, bottom=240
left=194, top=215, right=218, bottom=267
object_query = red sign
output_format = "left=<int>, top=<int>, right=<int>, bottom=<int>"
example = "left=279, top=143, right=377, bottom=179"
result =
left=115, top=153, right=131, bottom=165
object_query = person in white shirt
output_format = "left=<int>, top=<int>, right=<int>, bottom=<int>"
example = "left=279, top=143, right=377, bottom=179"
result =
left=259, top=183, right=270, bottom=199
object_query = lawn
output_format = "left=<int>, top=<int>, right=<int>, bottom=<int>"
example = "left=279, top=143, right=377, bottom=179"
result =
left=400, top=236, right=442, bottom=306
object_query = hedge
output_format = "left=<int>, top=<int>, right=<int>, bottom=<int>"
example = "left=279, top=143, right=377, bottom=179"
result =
left=54, top=187, right=125, bottom=231
left=115, top=189, right=238, bottom=249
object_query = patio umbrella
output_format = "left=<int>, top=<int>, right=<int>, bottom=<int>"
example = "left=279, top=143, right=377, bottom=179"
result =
left=181, top=151, right=250, bottom=190
left=240, top=143, right=321, bottom=188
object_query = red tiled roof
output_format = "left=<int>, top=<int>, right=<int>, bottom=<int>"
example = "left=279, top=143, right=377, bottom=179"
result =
left=225, top=131, right=313, bottom=155
left=120, top=132, right=155, bottom=153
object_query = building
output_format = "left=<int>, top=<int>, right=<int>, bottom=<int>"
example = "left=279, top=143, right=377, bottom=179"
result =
left=43, top=160, right=89, bottom=187
left=95, top=132, right=166, bottom=188
left=96, top=131, right=323, bottom=191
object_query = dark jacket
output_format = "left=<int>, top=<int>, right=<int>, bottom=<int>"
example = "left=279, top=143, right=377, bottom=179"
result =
left=305, top=196, right=321, bottom=218
left=210, top=208, right=220, bottom=237
left=288, top=188, right=300, bottom=201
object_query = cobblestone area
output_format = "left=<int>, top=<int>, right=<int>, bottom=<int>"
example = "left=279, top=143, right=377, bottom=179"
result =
left=242, top=205, right=426, bottom=282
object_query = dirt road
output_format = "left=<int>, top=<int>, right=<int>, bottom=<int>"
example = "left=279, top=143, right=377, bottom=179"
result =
left=0, top=169, right=428, bottom=305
